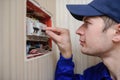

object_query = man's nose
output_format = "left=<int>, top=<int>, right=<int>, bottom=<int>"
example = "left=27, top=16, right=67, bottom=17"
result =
left=76, top=26, right=85, bottom=36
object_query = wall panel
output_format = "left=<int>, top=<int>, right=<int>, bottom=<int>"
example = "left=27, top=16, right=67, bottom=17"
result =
left=2, top=0, right=11, bottom=80
left=10, top=1, right=17, bottom=80
left=0, top=0, right=56, bottom=80
left=0, top=1, right=3, bottom=79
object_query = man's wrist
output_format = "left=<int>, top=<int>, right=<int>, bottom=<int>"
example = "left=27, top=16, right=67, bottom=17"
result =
left=61, top=52, right=72, bottom=59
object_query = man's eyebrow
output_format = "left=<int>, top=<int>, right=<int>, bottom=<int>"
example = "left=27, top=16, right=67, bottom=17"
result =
left=83, top=17, right=89, bottom=22
left=83, top=17, right=93, bottom=23
left=83, top=19, right=88, bottom=23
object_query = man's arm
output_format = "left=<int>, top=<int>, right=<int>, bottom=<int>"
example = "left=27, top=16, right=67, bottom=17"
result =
left=45, top=27, right=85, bottom=80
left=55, top=54, right=74, bottom=80
left=55, top=54, right=86, bottom=80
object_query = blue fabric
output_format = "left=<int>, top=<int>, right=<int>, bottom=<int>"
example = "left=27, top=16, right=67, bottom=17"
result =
left=55, top=54, right=112, bottom=80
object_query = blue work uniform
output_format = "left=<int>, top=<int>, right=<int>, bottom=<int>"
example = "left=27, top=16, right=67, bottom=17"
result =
left=55, top=54, right=112, bottom=80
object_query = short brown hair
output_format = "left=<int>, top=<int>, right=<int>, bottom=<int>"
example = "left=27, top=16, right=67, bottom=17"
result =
left=101, top=16, right=117, bottom=31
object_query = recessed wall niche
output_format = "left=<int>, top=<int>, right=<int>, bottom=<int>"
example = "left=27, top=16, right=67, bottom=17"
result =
left=26, top=0, right=52, bottom=59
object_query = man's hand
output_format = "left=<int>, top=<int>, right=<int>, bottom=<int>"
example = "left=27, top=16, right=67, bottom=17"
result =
left=45, top=27, right=72, bottom=58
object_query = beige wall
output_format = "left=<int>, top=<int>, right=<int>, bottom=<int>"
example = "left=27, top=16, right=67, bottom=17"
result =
left=0, top=0, right=56, bottom=80
left=0, top=0, right=25, bottom=80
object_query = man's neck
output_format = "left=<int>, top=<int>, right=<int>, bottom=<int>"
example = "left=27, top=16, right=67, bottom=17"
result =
left=101, top=50, right=120, bottom=80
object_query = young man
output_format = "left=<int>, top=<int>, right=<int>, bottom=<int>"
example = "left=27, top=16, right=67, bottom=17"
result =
left=45, top=0, right=120, bottom=80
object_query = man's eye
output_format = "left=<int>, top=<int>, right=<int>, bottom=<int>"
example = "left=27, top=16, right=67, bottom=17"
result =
left=85, top=21, right=92, bottom=26
left=85, top=22, right=88, bottom=25
left=86, top=21, right=92, bottom=24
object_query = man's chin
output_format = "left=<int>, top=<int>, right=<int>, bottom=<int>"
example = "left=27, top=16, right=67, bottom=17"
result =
left=81, top=51, right=98, bottom=57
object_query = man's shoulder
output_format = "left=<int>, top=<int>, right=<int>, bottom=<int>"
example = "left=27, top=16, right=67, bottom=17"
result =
left=81, top=62, right=110, bottom=79
left=84, top=62, right=107, bottom=74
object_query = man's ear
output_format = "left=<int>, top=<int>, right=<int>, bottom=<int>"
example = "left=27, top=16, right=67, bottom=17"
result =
left=112, top=24, right=120, bottom=42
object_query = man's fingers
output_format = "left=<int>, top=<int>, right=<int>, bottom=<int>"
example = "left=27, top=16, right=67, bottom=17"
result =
left=45, top=27, right=66, bottom=34
left=46, top=30, right=60, bottom=42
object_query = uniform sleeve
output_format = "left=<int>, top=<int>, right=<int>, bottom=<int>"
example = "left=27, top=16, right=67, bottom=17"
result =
left=55, top=54, right=85, bottom=80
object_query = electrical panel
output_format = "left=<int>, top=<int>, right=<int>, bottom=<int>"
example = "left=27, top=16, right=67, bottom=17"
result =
left=26, top=0, right=52, bottom=59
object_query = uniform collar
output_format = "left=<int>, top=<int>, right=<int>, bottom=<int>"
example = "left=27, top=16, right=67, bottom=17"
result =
left=100, top=62, right=112, bottom=80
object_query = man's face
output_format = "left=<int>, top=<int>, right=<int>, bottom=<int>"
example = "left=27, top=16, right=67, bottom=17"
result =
left=76, top=16, right=114, bottom=57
